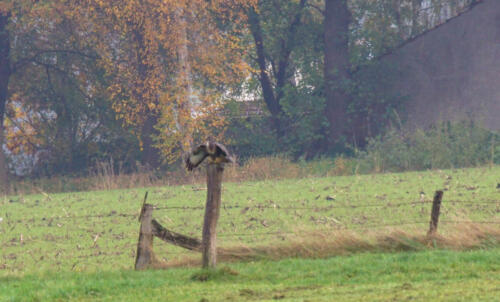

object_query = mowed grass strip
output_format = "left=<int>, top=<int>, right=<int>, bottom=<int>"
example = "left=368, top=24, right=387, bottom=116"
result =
left=1, top=166, right=499, bottom=273
left=1, top=248, right=499, bottom=302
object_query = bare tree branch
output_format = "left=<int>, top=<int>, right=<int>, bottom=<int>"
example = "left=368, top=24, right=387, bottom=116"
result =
left=12, top=49, right=97, bottom=73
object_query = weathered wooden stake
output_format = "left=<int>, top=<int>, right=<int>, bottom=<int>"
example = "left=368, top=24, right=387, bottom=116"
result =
left=135, top=202, right=155, bottom=270
left=201, top=163, right=224, bottom=268
left=428, top=190, right=444, bottom=235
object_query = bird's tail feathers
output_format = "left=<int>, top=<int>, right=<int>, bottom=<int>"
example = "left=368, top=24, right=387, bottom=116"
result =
left=185, top=157, right=195, bottom=171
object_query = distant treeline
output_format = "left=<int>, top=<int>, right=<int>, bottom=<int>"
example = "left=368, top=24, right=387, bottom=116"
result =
left=0, top=0, right=476, bottom=188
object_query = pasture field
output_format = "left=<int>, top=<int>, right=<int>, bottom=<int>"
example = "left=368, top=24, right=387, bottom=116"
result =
left=0, top=166, right=499, bottom=300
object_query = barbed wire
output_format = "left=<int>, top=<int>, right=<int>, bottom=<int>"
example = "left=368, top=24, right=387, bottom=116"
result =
left=1, top=198, right=497, bottom=225
left=446, top=201, right=500, bottom=205
left=3, top=218, right=497, bottom=246
left=153, top=199, right=497, bottom=212
left=1, top=212, right=138, bottom=224
left=55, top=213, right=138, bottom=220
left=220, top=220, right=500, bottom=235
left=218, top=231, right=292, bottom=237
left=441, top=220, right=500, bottom=225
left=154, top=201, right=434, bottom=212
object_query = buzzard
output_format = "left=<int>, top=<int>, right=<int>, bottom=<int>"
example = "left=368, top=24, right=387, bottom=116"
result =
left=185, top=138, right=234, bottom=171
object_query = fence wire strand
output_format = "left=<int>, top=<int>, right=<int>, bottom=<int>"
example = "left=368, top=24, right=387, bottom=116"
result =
left=3, top=199, right=497, bottom=225
left=2, top=212, right=138, bottom=224
left=2, top=196, right=498, bottom=251
left=153, top=200, right=498, bottom=212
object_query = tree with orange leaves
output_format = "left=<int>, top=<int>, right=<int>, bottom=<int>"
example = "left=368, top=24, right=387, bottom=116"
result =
left=66, top=0, right=255, bottom=166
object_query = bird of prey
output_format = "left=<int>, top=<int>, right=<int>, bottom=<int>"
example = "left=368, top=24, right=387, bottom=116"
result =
left=185, top=138, right=234, bottom=171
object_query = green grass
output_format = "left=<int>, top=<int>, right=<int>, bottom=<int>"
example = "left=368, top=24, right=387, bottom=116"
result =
left=1, top=248, right=499, bottom=301
left=1, top=166, right=499, bottom=273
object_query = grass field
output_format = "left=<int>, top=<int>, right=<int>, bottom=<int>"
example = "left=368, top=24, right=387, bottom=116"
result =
left=1, top=249, right=500, bottom=301
left=1, top=166, right=499, bottom=300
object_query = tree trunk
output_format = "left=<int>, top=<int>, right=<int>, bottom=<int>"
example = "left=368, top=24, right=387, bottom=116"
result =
left=175, top=8, right=195, bottom=152
left=132, top=28, right=160, bottom=169
left=324, top=0, right=351, bottom=149
left=140, top=113, right=160, bottom=169
left=247, top=8, right=284, bottom=138
left=0, top=122, right=7, bottom=195
left=410, top=0, right=422, bottom=37
left=0, top=13, right=11, bottom=194
left=247, top=1, right=307, bottom=139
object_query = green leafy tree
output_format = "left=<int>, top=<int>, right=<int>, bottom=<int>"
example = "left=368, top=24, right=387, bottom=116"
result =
left=0, top=1, right=75, bottom=190
left=244, top=0, right=327, bottom=157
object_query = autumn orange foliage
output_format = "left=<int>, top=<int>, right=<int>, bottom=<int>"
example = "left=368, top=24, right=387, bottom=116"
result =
left=65, top=0, right=256, bottom=163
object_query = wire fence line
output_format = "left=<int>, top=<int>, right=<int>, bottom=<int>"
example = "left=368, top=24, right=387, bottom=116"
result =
left=2, top=194, right=497, bottom=237
left=11, top=218, right=500, bottom=241
left=1, top=212, right=138, bottom=224
left=154, top=200, right=499, bottom=212
left=2, top=189, right=498, bottom=272
left=216, top=220, right=500, bottom=238
left=10, top=221, right=498, bottom=250
left=1, top=199, right=497, bottom=225
left=441, top=220, right=500, bottom=225
left=47, top=223, right=500, bottom=260
left=2, top=219, right=498, bottom=265
left=6, top=217, right=500, bottom=237
left=3, top=219, right=499, bottom=248
left=154, top=201, right=435, bottom=211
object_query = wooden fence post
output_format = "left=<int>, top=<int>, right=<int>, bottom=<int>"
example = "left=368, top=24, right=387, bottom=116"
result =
left=428, top=190, right=443, bottom=235
left=135, top=202, right=155, bottom=270
left=201, top=163, right=224, bottom=269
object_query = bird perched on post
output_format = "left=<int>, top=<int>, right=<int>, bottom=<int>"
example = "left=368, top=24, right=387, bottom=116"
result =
left=185, top=137, right=235, bottom=171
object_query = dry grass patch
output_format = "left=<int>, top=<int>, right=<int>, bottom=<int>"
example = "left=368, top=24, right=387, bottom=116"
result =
left=160, top=222, right=500, bottom=268
left=8, top=155, right=353, bottom=194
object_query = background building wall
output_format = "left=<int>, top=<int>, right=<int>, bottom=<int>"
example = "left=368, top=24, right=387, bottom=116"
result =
left=385, top=0, right=500, bottom=130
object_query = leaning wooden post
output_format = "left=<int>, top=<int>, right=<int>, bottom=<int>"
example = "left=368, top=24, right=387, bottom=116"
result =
left=428, top=190, right=443, bottom=235
left=135, top=193, right=155, bottom=270
left=201, top=163, right=224, bottom=269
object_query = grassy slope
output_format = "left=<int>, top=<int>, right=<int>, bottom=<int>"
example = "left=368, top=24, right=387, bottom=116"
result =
left=1, top=248, right=499, bottom=301
left=1, top=166, right=499, bottom=273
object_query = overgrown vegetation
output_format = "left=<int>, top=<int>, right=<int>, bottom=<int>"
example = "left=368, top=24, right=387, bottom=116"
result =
left=358, top=121, right=500, bottom=172
left=7, top=121, right=498, bottom=195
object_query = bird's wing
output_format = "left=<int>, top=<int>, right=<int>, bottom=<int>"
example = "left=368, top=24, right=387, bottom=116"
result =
left=215, top=142, right=235, bottom=163
left=185, top=145, right=209, bottom=171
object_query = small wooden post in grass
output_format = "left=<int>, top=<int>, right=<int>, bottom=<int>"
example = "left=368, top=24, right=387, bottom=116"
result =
left=428, top=190, right=444, bottom=235
left=135, top=193, right=155, bottom=270
left=201, top=163, right=224, bottom=269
